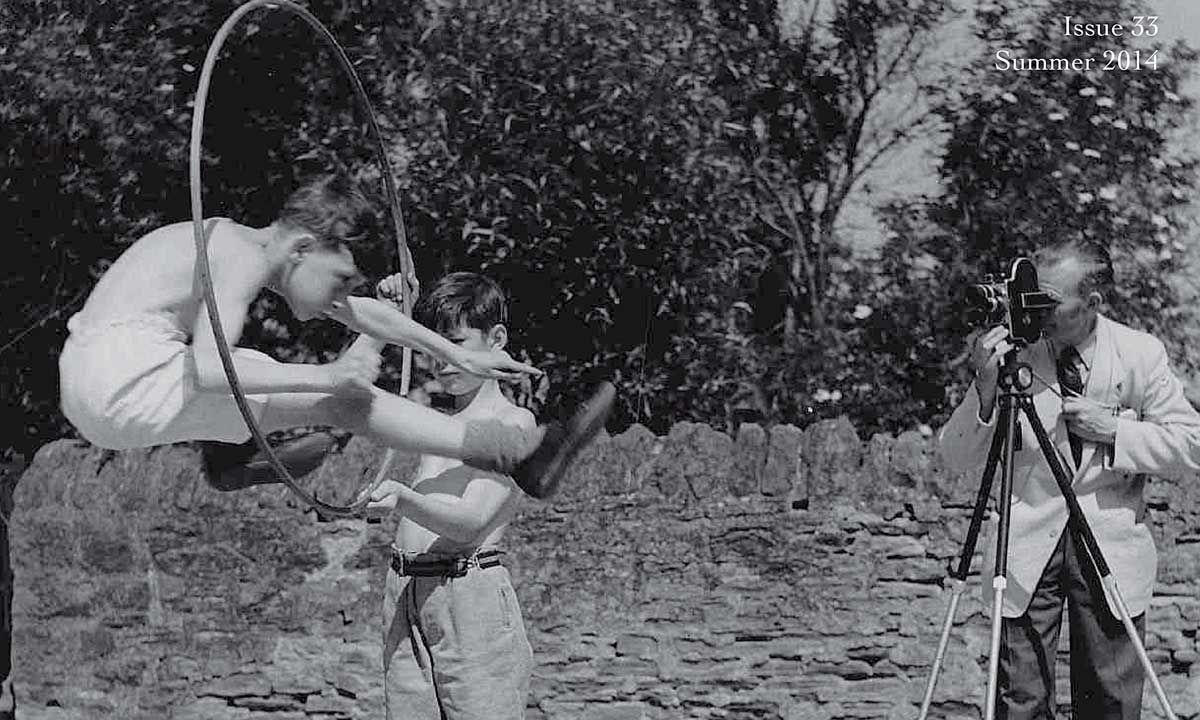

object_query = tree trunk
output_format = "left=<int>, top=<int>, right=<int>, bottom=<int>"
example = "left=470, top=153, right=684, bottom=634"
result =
left=785, top=246, right=802, bottom=339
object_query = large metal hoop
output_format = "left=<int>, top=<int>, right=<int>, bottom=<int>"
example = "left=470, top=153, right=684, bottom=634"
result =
left=189, top=0, right=413, bottom=517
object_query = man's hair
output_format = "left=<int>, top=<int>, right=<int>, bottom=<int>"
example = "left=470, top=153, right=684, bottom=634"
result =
left=277, top=173, right=379, bottom=249
left=415, top=272, right=509, bottom=334
left=1033, top=239, right=1114, bottom=299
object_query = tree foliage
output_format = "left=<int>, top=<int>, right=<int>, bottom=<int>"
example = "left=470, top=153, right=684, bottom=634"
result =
left=1, top=0, right=1196, bottom=464
left=881, top=0, right=1199, bottom=414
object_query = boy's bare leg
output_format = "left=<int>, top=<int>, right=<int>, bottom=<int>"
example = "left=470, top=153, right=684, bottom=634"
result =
left=258, top=389, right=517, bottom=461
left=202, top=390, right=483, bottom=492
left=211, top=382, right=614, bottom=498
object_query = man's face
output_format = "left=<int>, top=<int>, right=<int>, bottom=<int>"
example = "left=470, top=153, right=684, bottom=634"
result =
left=1037, top=257, right=1099, bottom=346
left=435, top=322, right=504, bottom=396
left=282, top=242, right=363, bottom=320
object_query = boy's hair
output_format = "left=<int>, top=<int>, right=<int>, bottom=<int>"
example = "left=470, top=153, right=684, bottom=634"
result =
left=277, top=173, right=379, bottom=249
left=415, top=272, right=509, bottom=334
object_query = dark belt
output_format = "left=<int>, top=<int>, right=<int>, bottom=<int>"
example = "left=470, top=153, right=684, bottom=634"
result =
left=391, top=548, right=504, bottom=578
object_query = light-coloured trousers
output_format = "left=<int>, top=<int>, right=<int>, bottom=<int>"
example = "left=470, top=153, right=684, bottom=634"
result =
left=382, top=564, right=533, bottom=720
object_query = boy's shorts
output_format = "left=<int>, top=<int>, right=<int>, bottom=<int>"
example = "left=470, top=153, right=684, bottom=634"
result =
left=59, top=313, right=273, bottom=450
left=382, top=551, right=533, bottom=720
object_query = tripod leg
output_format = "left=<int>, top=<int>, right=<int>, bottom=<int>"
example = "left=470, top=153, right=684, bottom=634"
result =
left=985, top=396, right=1020, bottom=720
left=1105, top=578, right=1176, bottom=720
left=984, top=577, right=1008, bottom=720
left=916, top=403, right=1009, bottom=720
left=917, top=580, right=968, bottom=720
left=1079, top=536, right=1179, bottom=720
left=1019, top=397, right=1178, bottom=720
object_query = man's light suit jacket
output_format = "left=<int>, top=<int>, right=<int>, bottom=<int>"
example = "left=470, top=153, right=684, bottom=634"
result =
left=938, top=315, right=1200, bottom=618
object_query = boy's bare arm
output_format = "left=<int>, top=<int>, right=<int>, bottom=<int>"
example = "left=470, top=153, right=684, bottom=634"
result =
left=386, top=472, right=518, bottom=544
left=368, top=408, right=533, bottom=536
left=326, top=295, right=471, bottom=359
left=325, top=296, right=541, bottom=381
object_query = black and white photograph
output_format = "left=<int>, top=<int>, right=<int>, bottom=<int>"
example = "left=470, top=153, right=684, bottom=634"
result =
left=2, top=0, right=1200, bottom=718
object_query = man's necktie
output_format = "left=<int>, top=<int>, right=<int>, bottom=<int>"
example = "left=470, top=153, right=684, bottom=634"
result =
left=1057, top=345, right=1085, bottom=468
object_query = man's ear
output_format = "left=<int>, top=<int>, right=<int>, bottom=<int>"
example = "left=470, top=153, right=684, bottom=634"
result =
left=488, top=324, right=508, bottom=350
left=1086, top=291, right=1104, bottom=311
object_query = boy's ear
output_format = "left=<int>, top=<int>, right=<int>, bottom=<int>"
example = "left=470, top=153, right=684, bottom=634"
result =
left=488, top=324, right=508, bottom=350
left=289, top=234, right=318, bottom=262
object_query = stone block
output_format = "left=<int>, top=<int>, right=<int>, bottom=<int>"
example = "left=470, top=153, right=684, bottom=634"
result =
left=798, top=417, right=864, bottom=508
left=588, top=424, right=660, bottom=496
left=615, top=634, right=657, bottom=659
left=730, top=423, right=768, bottom=497
left=565, top=429, right=648, bottom=499
left=581, top=702, right=650, bottom=720
left=764, top=424, right=803, bottom=497
left=195, top=673, right=271, bottom=699
left=305, top=690, right=355, bottom=713
left=645, top=422, right=734, bottom=500
left=169, top=697, right=252, bottom=720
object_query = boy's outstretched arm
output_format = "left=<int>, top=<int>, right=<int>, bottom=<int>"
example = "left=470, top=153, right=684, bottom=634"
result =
left=325, top=295, right=542, bottom=381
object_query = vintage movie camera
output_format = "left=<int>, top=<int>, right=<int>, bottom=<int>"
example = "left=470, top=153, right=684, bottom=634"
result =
left=963, top=258, right=1059, bottom=345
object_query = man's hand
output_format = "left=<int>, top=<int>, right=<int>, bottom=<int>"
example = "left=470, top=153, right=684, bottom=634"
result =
left=377, top=271, right=419, bottom=308
left=970, top=325, right=1016, bottom=417
left=454, top=347, right=542, bottom=381
left=326, top=337, right=381, bottom=397
left=1062, top=396, right=1118, bottom=445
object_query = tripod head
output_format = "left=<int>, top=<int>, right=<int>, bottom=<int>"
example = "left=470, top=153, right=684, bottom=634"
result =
left=996, top=348, right=1035, bottom=395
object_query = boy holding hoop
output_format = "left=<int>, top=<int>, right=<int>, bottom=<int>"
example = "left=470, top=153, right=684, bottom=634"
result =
left=371, top=272, right=538, bottom=719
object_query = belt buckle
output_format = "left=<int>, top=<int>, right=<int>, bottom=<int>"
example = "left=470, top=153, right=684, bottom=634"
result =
left=391, top=546, right=409, bottom=576
left=448, top=557, right=471, bottom=578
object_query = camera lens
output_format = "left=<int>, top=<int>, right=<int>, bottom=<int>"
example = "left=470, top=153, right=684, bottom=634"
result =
left=964, top=284, right=1005, bottom=327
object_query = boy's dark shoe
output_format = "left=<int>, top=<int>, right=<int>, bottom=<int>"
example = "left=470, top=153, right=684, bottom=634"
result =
left=512, top=382, right=616, bottom=499
left=201, top=432, right=336, bottom=492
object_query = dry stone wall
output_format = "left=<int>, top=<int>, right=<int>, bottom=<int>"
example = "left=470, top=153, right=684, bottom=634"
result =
left=10, top=419, right=1200, bottom=719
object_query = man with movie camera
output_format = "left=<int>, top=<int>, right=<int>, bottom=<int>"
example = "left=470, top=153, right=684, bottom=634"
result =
left=939, top=239, right=1200, bottom=720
